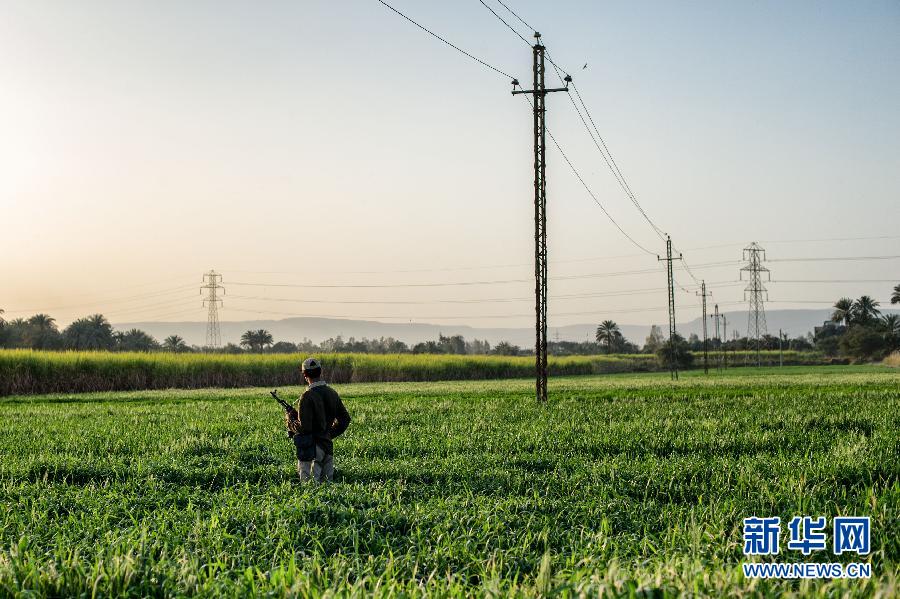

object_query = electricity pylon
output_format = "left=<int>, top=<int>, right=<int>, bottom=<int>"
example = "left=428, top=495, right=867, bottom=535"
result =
left=511, top=32, right=570, bottom=403
left=740, top=242, right=770, bottom=366
left=201, top=270, right=224, bottom=348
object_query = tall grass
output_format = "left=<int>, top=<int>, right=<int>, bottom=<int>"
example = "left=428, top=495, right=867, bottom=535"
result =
left=0, top=350, right=655, bottom=395
left=0, top=349, right=828, bottom=396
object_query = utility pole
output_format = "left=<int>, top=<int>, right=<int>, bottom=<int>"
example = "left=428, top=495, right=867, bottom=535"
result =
left=512, top=32, right=570, bottom=403
left=740, top=242, right=770, bottom=367
left=711, top=303, right=721, bottom=371
left=201, top=270, right=224, bottom=349
left=722, top=313, right=728, bottom=369
left=778, top=328, right=784, bottom=367
left=712, top=304, right=720, bottom=344
left=657, top=235, right=682, bottom=380
left=697, top=281, right=710, bottom=374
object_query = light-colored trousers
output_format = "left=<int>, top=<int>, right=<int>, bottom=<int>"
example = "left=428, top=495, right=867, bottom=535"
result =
left=297, top=445, right=334, bottom=482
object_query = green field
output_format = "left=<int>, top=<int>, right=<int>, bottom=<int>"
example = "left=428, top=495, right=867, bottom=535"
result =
left=0, top=349, right=828, bottom=395
left=1, top=366, right=897, bottom=597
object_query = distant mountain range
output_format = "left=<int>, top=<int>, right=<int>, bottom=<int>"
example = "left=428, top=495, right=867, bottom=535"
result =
left=114, top=308, right=899, bottom=349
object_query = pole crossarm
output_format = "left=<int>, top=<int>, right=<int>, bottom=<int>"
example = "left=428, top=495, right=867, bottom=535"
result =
left=512, top=86, right=570, bottom=95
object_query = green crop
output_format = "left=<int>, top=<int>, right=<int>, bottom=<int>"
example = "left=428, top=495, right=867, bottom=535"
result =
left=0, top=349, right=828, bottom=396
left=0, top=366, right=897, bottom=597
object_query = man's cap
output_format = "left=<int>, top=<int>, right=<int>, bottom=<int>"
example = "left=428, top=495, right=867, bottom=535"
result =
left=301, top=357, right=321, bottom=372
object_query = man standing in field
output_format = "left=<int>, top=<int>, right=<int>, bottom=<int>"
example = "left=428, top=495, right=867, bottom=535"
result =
left=285, top=358, right=351, bottom=482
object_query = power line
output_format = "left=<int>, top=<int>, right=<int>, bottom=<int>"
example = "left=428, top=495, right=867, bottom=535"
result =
left=104, top=297, right=199, bottom=318
left=227, top=260, right=738, bottom=290
left=375, top=0, right=517, bottom=80
left=113, top=307, right=203, bottom=323
left=518, top=93, right=657, bottom=256
left=678, top=256, right=703, bottom=286
left=675, top=235, right=900, bottom=252
left=761, top=234, right=900, bottom=244
left=225, top=283, right=743, bottom=307
left=768, top=255, right=900, bottom=263
left=553, top=63, right=658, bottom=236
left=45, top=274, right=198, bottom=301
left=494, top=0, right=536, bottom=33
left=767, top=299, right=893, bottom=304
left=222, top=249, right=896, bottom=279
left=570, top=79, right=667, bottom=241
left=224, top=250, right=651, bottom=276
left=6, top=263, right=737, bottom=317
left=772, top=279, right=897, bottom=284
left=224, top=302, right=700, bottom=322
left=477, top=0, right=531, bottom=46
left=2, top=285, right=197, bottom=315
left=481, top=0, right=569, bottom=75
left=494, top=12, right=659, bottom=258
left=486, top=0, right=668, bottom=244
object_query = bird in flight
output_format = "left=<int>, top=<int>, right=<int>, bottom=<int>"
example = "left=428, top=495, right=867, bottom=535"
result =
left=583, top=63, right=588, bottom=69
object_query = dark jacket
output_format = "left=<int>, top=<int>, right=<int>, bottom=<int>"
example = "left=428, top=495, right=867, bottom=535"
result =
left=288, top=382, right=351, bottom=453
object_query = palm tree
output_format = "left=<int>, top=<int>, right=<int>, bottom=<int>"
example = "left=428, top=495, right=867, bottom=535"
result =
left=27, top=314, right=55, bottom=329
left=892, top=283, right=900, bottom=305
left=240, top=329, right=273, bottom=352
left=831, top=298, right=854, bottom=327
left=851, top=295, right=881, bottom=325
left=116, top=329, right=159, bottom=352
left=881, top=314, right=900, bottom=336
left=25, top=314, right=60, bottom=349
left=163, top=335, right=188, bottom=353
left=240, top=330, right=258, bottom=351
left=3, top=318, right=28, bottom=348
left=255, top=329, right=274, bottom=350
left=63, top=314, right=115, bottom=350
left=595, top=320, right=620, bottom=354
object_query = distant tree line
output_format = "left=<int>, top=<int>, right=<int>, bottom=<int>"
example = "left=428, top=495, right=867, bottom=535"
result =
left=0, top=314, right=510, bottom=355
left=0, top=313, right=187, bottom=352
left=221, top=333, right=504, bottom=356
left=3, top=282, right=896, bottom=360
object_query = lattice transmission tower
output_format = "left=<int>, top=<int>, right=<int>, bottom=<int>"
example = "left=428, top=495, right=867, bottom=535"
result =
left=201, top=270, right=224, bottom=348
left=740, top=242, right=770, bottom=365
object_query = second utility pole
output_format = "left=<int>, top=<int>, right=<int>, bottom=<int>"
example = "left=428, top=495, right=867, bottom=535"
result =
left=697, top=280, right=710, bottom=374
left=658, top=235, right=682, bottom=380
left=512, top=32, right=570, bottom=403
left=711, top=303, right=721, bottom=371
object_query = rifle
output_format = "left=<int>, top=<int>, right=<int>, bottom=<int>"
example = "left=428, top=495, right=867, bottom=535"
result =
left=270, top=389, right=298, bottom=421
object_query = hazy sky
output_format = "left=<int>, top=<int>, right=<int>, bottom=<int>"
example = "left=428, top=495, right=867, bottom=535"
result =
left=2, top=0, right=898, bottom=334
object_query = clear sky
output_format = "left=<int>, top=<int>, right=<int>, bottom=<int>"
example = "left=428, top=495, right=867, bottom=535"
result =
left=1, top=0, right=898, bottom=333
